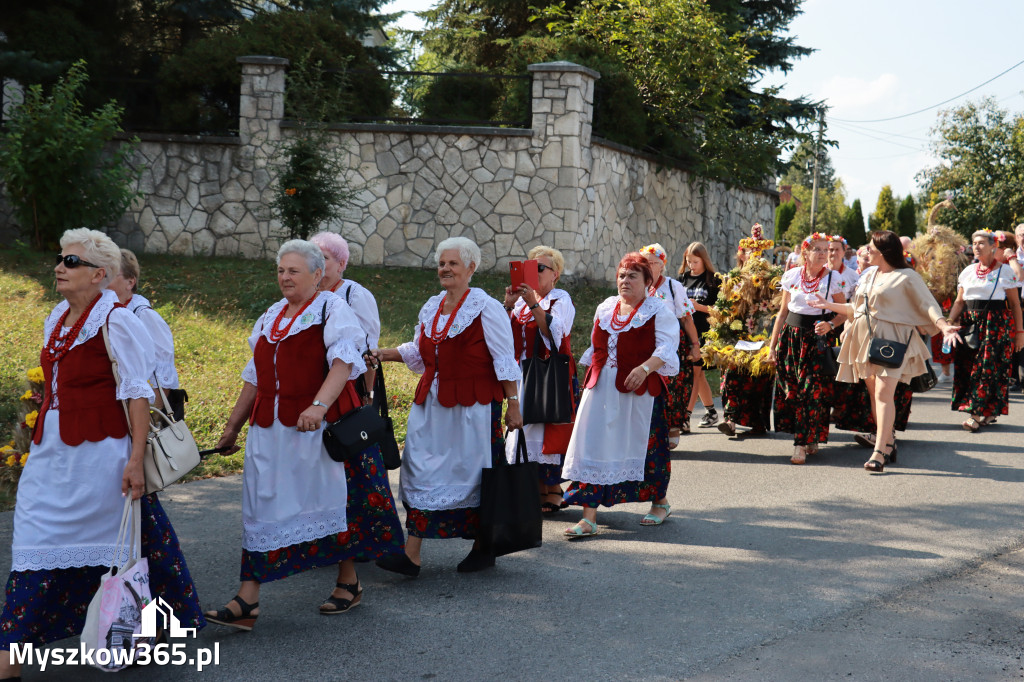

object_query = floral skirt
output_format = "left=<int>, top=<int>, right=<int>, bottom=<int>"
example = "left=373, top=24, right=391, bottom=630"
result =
left=930, top=332, right=954, bottom=365
left=241, top=444, right=404, bottom=583
left=0, top=495, right=204, bottom=648
left=721, top=369, right=773, bottom=430
left=664, top=331, right=695, bottom=426
left=952, top=308, right=1014, bottom=417
left=563, top=394, right=670, bottom=508
left=773, top=324, right=832, bottom=446
left=538, top=463, right=564, bottom=486
left=833, top=381, right=912, bottom=432
left=404, top=401, right=504, bottom=540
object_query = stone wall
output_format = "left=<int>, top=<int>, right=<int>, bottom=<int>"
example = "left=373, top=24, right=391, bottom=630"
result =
left=0, top=57, right=777, bottom=283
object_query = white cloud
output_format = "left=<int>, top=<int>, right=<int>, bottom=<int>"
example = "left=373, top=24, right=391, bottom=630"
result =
left=822, top=73, right=900, bottom=112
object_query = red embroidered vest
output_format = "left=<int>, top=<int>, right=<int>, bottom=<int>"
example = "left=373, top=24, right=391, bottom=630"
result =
left=249, top=324, right=360, bottom=428
left=511, top=300, right=574, bottom=362
left=583, top=317, right=664, bottom=396
left=414, top=315, right=504, bottom=407
left=34, top=315, right=130, bottom=446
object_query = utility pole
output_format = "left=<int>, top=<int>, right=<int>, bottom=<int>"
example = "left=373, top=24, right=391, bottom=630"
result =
left=809, top=110, right=825, bottom=231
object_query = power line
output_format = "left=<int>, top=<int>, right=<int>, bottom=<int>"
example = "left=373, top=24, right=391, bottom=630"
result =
left=831, top=122, right=925, bottom=152
left=831, top=57, right=1024, bottom=123
left=833, top=120, right=929, bottom=143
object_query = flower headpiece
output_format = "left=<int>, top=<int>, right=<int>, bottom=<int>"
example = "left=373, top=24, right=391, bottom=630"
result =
left=738, top=222, right=774, bottom=254
left=639, top=243, right=667, bottom=263
left=829, top=234, right=848, bottom=247
left=903, top=250, right=917, bottom=268
left=974, top=228, right=1005, bottom=244
left=801, top=232, right=829, bottom=249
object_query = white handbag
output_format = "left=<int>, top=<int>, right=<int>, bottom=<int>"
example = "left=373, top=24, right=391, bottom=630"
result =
left=102, top=323, right=201, bottom=495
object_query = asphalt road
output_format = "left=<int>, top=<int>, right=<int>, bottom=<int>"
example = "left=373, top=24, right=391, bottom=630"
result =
left=3, top=382, right=1024, bottom=681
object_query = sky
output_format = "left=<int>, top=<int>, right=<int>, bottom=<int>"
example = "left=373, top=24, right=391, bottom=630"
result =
left=383, top=0, right=1024, bottom=209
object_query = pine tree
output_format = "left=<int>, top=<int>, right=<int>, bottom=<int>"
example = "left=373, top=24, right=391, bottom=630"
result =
left=842, top=199, right=866, bottom=248
left=871, top=185, right=898, bottom=234
left=775, top=201, right=797, bottom=240
left=897, top=195, right=917, bottom=238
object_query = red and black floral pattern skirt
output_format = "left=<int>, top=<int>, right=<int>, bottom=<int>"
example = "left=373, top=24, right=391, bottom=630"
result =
left=773, top=323, right=833, bottom=446
left=664, top=331, right=695, bottom=427
left=721, top=369, right=773, bottom=430
left=952, top=308, right=1014, bottom=417
left=832, top=380, right=912, bottom=432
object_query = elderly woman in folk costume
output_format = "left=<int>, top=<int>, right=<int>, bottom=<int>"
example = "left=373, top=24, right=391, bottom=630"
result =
left=560, top=253, right=680, bottom=537
left=767, top=232, right=848, bottom=464
left=207, top=239, right=402, bottom=628
left=0, top=229, right=204, bottom=680
left=712, top=224, right=780, bottom=437
left=502, top=245, right=577, bottom=515
left=639, top=243, right=701, bottom=446
left=948, top=229, right=1024, bottom=432
left=371, top=237, right=522, bottom=575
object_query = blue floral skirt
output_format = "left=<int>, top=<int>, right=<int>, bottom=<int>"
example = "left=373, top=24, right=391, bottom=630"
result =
left=563, top=394, right=670, bottom=508
left=241, top=444, right=404, bottom=583
left=0, top=494, right=204, bottom=648
left=404, top=401, right=504, bottom=540
left=538, top=463, right=564, bottom=486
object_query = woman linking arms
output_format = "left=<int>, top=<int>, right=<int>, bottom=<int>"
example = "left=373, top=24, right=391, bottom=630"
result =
left=811, top=230, right=961, bottom=471
left=372, top=237, right=522, bottom=575
left=207, top=239, right=400, bottom=628
left=767, top=233, right=847, bottom=464
left=503, top=245, right=576, bottom=514
left=948, top=229, right=1024, bottom=432
left=639, top=243, right=700, bottom=445
left=561, top=253, right=679, bottom=537
left=0, top=229, right=203, bottom=680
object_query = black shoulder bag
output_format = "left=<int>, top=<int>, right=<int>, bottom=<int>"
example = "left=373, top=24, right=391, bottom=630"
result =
left=520, top=308, right=574, bottom=425
left=323, top=365, right=400, bottom=467
left=864, top=270, right=909, bottom=369
left=958, top=265, right=1002, bottom=351
left=478, top=429, right=542, bottom=557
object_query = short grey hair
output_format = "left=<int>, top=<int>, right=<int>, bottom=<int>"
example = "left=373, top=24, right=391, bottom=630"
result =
left=435, top=237, right=481, bottom=271
left=276, top=239, right=325, bottom=273
left=60, top=228, right=121, bottom=286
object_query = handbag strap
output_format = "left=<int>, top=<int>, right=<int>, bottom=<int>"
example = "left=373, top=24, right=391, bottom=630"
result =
left=863, top=270, right=878, bottom=340
left=503, top=428, right=530, bottom=465
left=372, top=363, right=390, bottom=420
left=530, top=310, right=561, bottom=359
left=110, top=497, right=142, bottom=571
left=102, top=321, right=173, bottom=429
left=983, top=265, right=1002, bottom=302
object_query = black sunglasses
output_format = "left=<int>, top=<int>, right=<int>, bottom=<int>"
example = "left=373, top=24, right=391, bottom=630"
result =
left=536, top=263, right=553, bottom=273
left=55, top=254, right=101, bottom=269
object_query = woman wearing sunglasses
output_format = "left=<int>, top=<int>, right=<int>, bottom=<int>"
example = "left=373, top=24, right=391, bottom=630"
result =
left=0, top=229, right=204, bottom=680
left=502, top=246, right=577, bottom=515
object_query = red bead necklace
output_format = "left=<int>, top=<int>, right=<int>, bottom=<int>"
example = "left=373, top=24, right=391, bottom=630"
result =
left=428, top=288, right=471, bottom=344
left=268, top=294, right=318, bottom=343
left=975, top=261, right=994, bottom=279
left=609, top=299, right=642, bottom=331
left=515, top=295, right=547, bottom=324
left=43, top=293, right=102, bottom=363
left=799, top=265, right=828, bottom=294
left=647, top=276, right=666, bottom=298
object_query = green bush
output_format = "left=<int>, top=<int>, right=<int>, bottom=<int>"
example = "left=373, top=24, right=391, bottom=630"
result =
left=0, top=60, right=139, bottom=250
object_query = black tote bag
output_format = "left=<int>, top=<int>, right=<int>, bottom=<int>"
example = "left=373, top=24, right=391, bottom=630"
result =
left=520, top=322, right=574, bottom=425
left=477, top=429, right=542, bottom=557
left=371, top=365, right=402, bottom=470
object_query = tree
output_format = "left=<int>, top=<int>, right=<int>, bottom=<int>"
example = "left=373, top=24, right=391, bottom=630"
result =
left=842, top=199, right=866, bottom=248
left=781, top=138, right=835, bottom=190
left=775, top=201, right=796, bottom=240
left=0, top=61, right=139, bottom=250
left=917, top=97, right=1024, bottom=237
left=871, top=185, right=898, bottom=234
left=897, top=195, right=917, bottom=238
left=782, top=178, right=847, bottom=247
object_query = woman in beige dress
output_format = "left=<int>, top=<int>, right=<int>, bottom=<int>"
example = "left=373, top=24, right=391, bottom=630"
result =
left=811, top=230, right=961, bottom=472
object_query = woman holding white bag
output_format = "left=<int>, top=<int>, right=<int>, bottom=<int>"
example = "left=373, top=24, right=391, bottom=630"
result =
left=0, top=229, right=204, bottom=681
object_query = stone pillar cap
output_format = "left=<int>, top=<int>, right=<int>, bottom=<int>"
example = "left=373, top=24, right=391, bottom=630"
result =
left=527, top=61, right=600, bottom=79
left=237, top=56, right=290, bottom=66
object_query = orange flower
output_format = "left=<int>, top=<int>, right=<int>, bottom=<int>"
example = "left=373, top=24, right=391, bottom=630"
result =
left=284, top=187, right=297, bottom=196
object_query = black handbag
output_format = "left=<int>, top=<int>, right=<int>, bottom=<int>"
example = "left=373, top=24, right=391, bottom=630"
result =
left=909, top=360, right=938, bottom=393
left=477, top=429, right=542, bottom=557
left=322, top=364, right=399, bottom=465
left=818, top=338, right=840, bottom=377
left=957, top=265, right=1001, bottom=351
left=520, top=317, right=574, bottom=425
left=863, top=271, right=909, bottom=369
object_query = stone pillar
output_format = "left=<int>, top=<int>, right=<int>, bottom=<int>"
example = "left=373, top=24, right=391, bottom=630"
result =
left=237, top=56, right=288, bottom=257
left=526, top=61, right=600, bottom=277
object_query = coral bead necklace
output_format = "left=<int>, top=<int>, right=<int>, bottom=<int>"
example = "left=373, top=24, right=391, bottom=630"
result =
left=268, top=294, right=317, bottom=343
left=428, top=288, right=471, bottom=344
left=43, top=293, right=102, bottom=363
left=609, top=299, right=642, bottom=331
left=799, top=265, right=828, bottom=294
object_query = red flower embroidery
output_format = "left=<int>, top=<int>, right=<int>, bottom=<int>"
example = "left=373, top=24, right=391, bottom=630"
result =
left=367, top=492, right=385, bottom=508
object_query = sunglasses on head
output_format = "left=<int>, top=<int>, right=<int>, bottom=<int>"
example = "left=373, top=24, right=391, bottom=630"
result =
left=55, top=254, right=100, bottom=269
left=536, top=263, right=553, bottom=273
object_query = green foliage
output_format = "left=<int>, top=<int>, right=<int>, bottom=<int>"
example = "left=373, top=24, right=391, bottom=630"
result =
left=0, top=61, right=139, bottom=250
left=269, top=55, right=360, bottom=240
left=897, top=195, right=917, bottom=238
left=842, top=199, right=866, bottom=248
left=871, top=185, right=898, bottom=234
left=917, top=97, right=1024, bottom=237
left=782, top=179, right=848, bottom=246
left=775, top=201, right=797, bottom=239
left=782, top=138, right=835, bottom=190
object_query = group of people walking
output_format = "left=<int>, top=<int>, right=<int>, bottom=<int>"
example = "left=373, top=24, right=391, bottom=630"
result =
left=0, top=221, right=1021, bottom=678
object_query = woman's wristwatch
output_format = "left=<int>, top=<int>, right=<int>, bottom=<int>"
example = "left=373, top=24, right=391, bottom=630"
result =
left=641, top=364, right=651, bottom=375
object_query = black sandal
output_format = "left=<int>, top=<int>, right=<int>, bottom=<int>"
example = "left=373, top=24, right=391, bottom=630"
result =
left=206, top=595, right=259, bottom=631
left=864, top=451, right=885, bottom=473
left=541, top=501, right=561, bottom=515
left=319, top=579, right=362, bottom=615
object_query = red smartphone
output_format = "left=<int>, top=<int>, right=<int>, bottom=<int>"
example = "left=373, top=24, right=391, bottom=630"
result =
left=509, top=260, right=540, bottom=290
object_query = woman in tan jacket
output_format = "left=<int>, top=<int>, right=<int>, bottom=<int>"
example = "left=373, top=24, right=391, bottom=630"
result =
left=811, top=231, right=961, bottom=472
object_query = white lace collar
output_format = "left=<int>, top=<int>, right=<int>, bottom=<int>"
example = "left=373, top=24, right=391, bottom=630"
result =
left=418, top=287, right=490, bottom=340
left=45, top=289, right=121, bottom=350
left=594, top=295, right=662, bottom=332
left=126, top=293, right=152, bottom=313
left=256, top=291, right=335, bottom=342
left=511, top=287, right=571, bottom=315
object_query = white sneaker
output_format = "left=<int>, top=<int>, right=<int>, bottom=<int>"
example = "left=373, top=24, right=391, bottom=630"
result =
left=937, top=372, right=952, bottom=384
